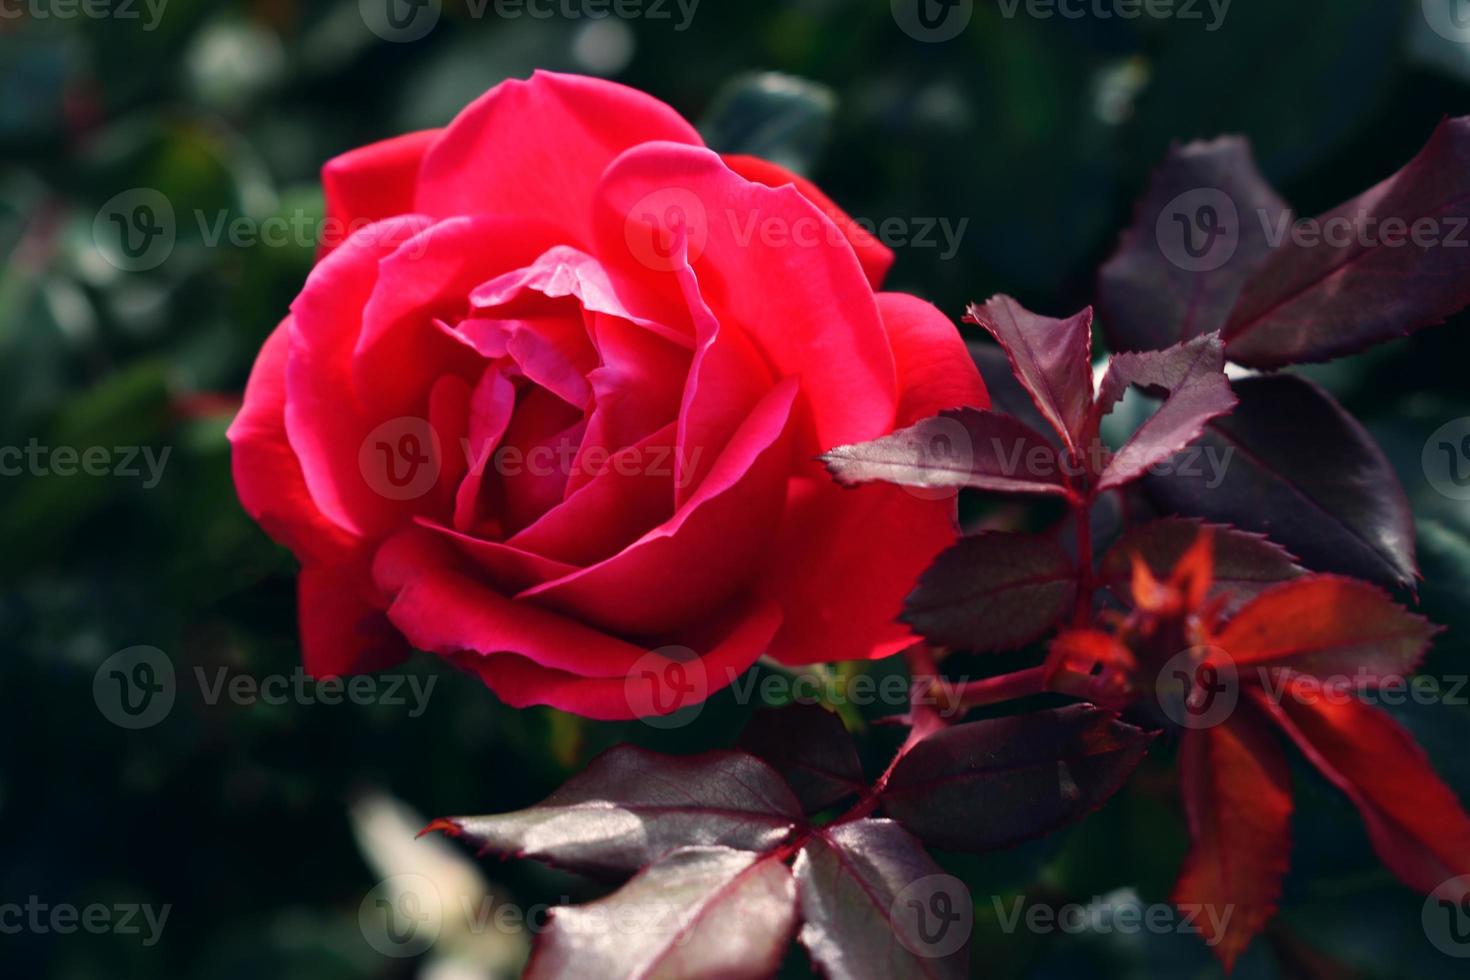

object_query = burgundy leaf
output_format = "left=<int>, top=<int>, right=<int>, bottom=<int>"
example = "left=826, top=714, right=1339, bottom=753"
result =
left=1143, top=374, right=1417, bottom=588
left=880, top=705, right=1153, bottom=851
left=795, top=819, right=971, bottom=980
left=964, top=296, right=1093, bottom=457
left=1254, top=682, right=1470, bottom=896
left=429, top=745, right=803, bottom=877
left=1099, top=518, right=1304, bottom=616
left=902, top=531, right=1076, bottom=651
left=1089, top=333, right=1237, bottom=491
left=1224, top=116, right=1470, bottom=367
left=968, top=341, right=1060, bottom=443
left=1214, top=575, right=1439, bottom=683
left=738, top=703, right=867, bottom=813
left=1100, top=137, right=1289, bottom=353
left=525, top=846, right=798, bottom=980
left=1173, top=707, right=1293, bottom=973
left=820, top=408, right=1072, bottom=498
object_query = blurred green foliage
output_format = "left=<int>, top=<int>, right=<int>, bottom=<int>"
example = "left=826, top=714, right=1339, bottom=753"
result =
left=2, top=1, right=1469, bottom=977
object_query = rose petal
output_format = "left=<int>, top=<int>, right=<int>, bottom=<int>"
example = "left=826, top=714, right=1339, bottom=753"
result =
left=416, top=70, right=702, bottom=241
left=877, top=292, right=989, bottom=425
left=299, top=561, right=406, bottom=678
left=321, top=129, right=439, bottom=256
left=722, top=152, right=894, bottom=289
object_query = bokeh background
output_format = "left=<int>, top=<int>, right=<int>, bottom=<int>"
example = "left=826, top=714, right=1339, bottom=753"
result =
left=4, top=0, right=1470, bottom=977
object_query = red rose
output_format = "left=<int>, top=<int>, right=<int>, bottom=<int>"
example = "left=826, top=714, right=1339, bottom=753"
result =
left=228, top=71, right=987, bottom=719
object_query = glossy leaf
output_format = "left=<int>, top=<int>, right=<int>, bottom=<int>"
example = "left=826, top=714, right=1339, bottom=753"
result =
left=795, top=819, right=971, bottom=980
left=526, top=847, right=797, bottom=980
left=738, top=703, right=866, bottom=813
left=1099, top=518, right=1304, bottom=616
left=902, top=531, right=1076, bottom=651
left=429, top=745, right=803, bottom=877
left=880, top=705, right=1153, bottom=851
left=1213, top=576, right=1438, bottom=682
left=1224, top=116, right=1470, bottom=367
left=1144, top=374, right=1416, bottom=589
left=1255, top=683, right=1470, bottom=896
left=1089, top=333, right=1237, bottom=491
left=1173, top=709, right=1293, bottom=972
left=820, top=408, right=1071, bottom=498
left=1099, top=137, right=1288, bottom=353
left=964, top=297, right=1093, bottom=457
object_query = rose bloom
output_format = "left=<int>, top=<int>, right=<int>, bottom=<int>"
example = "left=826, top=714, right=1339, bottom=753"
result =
left=228, top=71, right=987, bottom=719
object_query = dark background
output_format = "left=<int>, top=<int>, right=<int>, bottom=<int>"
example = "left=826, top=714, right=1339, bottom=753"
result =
left=3, top=0, right=1470, bottom=977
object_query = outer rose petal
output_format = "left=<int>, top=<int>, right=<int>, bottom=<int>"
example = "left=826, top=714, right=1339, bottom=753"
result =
left=722, top=153, right=894, bottom=289
left=321, top=130, right=439, bottom=257
left=593, top=142, right=899, bottom=455
left=373, top=528, right=782, bottom=719
left=762, top=293, right=988, bottom=665
left=227, top=318, right=357, bottom=566
left=299, top=562, right=406, bottom=678
left=416, top=70, right=702, bottom=241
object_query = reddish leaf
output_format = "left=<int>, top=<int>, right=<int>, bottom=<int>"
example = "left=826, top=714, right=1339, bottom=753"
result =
left=964, top=296, right=1094, bottom=457
left=820, top=408, right=1071, bottom=498
left=526, top=846, right=798, bottom=980
left=429, top=745, right=803, bottom=877
left=1224, top=116, right=1470, bottom=367
left=1213, top=576, right=1439, bottom=683
left=1099, top=137, right=1289, bottom=353
left=738, top=704, right=867, bottom=813
left=1173, top=708, right=1293, bottom=973
left=795, top=819, right=971, bottom=980
left=1255, top=683, right=1470, bottom=895
left=902, top=531, right=1076, bottom=651
left=880, top=705, right=1154, bottom=851
left=1099, top=518, right=1304, bottom=616
left=1089, top=333, right=1238, bottom=491
left=1144, top=374, right=1417, bottom=589
left=1045, top=629, right=1137, bottom=709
